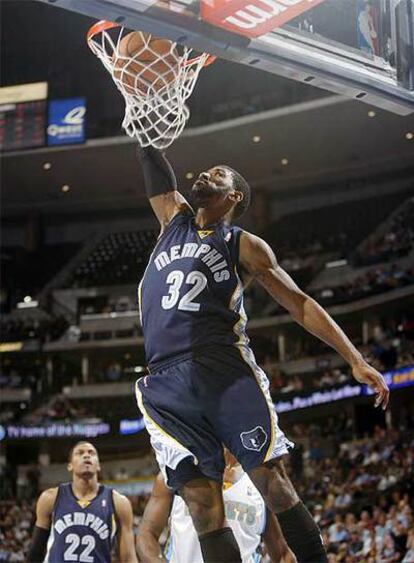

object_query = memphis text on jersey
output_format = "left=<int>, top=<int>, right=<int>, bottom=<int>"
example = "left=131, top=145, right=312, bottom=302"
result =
left=153, top=242, right=230, bottom=283
left=53, top=511, right=110, bottom=539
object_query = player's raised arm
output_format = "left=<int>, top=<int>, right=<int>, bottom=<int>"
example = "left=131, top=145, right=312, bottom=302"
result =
left=137, top=146, right=193, bottom=230
left=27, top=487, right=57, bottom=563
left=239, top=231, right=390, bottom=410
left=113, top=491, right=138, bottom=563
left=136, top=472, right=173, bottom=562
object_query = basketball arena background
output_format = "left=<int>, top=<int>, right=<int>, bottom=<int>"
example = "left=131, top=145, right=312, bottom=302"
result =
left=1, top=0, right=414, bottom=561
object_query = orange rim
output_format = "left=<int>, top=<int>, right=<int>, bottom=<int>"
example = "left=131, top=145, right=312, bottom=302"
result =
left=87, top=19, right=216, bottom=66
left=86, top=20, right=119, bottom=47
left=186, top=53, right=217, bottom=67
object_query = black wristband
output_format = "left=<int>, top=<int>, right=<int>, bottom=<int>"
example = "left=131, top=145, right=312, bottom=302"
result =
left=27, top=526, right=50, bottom=563
left=199, top=527, right=242, bottom=562
left=137, top=145, right=177, bottom=198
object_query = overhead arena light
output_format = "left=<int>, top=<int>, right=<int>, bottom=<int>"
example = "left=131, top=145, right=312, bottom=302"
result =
left=325, top=259, right=348, bottom=269
left=17, top=300, right=39, bottom=309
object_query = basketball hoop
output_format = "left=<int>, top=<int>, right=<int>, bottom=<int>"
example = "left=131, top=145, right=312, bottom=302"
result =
left=87, top=21, right=215, bottom=149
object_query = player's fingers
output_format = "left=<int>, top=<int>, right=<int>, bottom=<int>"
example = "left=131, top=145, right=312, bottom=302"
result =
left=373, top=379, right=389, bottom=410
left=381, top=385, right=390, bottom=410
left=379, top=375, right=389, bottom=409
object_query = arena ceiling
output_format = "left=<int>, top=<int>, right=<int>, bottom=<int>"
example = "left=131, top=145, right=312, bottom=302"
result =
left=1, top=1, right=414, bottom=216
left=2, top=96, right=414, bottom=216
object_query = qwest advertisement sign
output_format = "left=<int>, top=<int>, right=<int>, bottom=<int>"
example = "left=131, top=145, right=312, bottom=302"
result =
left=47, top=97, right=86, bottom=145
left=201, top=0, right=327, bottom=38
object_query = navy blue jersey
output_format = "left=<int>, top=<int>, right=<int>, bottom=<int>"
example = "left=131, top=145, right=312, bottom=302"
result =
left=45, top=483, right=117, bottom=563
left=138, top=212, right=249, bottom=366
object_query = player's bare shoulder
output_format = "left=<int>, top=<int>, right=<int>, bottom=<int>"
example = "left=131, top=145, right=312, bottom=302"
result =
left=37, top=487, right=59, bottom=511
left=112, top=489, right=130, bottom=508
left=35, top=487, right=59, bottom=528
left=239, top=230, right=277, bottom=277
left=112, top=490, right=134, bottom=521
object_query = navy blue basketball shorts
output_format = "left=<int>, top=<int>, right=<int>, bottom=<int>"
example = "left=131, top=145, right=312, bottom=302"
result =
left=135, top=345, right=293, bottom=490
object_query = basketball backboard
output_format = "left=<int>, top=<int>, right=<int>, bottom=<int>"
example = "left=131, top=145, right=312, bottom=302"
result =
left=37, top=0, right=413, bottom=115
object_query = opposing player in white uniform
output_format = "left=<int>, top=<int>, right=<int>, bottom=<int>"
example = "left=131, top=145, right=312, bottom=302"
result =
left=137, top=451, right=295, bottom=563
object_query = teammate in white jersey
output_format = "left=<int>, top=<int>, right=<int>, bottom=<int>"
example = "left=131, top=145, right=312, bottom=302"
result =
left=137, top=450, right=295, bottom=563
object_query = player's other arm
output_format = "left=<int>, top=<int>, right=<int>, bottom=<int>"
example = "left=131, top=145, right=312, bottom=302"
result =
left=137, top=146, right=193, bottom=230
left=136, top=472, right=173, bottom=562
left=262, top=509, right=296, bottom=563
left=239, top=231, right=389, bottom=409
left=27, top=487, right=57, bottom=563
left=113, top=491, right=138, bottom=563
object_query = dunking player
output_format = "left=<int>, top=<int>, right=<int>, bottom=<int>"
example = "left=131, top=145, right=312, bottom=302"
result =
left=137, top=449, right=295, bottom=562
left=28, top=441, right=137, bottom=563
left=135, top=147, right=389, bottom=563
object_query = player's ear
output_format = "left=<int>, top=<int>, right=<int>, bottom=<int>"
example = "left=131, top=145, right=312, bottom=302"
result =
left=229, top=190, right=243, bottom=204
left=67, top=461, right=73, bottom=473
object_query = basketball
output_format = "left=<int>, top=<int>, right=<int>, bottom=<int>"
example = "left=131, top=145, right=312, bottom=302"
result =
left=112, top=31, right=179, bottom=95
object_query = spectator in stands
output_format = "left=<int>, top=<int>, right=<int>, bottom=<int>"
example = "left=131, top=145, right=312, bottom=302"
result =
left=380, top=531, right=401, bottom=562
left=402, top=529, right=414, bottom=562
left=357, top=197, right=414, bottom=265
left=334, top=487, right=352, bottom=510
left=115, top=467, right=130, bottom=481
left=328, top=515, right=349, bottom=544
left=106, top=361, right=122, bottom=382
left=34, top=395, right=79, bottom=422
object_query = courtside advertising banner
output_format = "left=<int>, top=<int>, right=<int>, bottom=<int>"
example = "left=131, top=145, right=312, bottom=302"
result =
left=47, top=97, right=86, bottom=145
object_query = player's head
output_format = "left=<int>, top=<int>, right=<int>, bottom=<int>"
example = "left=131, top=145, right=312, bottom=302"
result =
left=191, top=165, right=250, bottom=221
left=67, top=441, right=100, bottom=478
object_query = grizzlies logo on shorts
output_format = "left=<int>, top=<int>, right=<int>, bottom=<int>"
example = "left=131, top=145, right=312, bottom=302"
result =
left=240, top=426, right=268, bottom=452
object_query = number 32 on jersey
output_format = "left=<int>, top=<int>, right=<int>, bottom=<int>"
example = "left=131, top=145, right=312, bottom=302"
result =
left=162, top=270, right=207, bottom=311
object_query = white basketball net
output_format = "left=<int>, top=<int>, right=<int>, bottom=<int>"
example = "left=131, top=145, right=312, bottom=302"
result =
left=87, top=22, right=212, bottom=149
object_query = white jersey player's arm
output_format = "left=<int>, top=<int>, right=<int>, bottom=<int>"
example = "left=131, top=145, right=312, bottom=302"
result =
left=136, top=472, right=173, bottom=562
left=262, top=509, right=296, bottom=563
left=27, top=487, right=58, bottom=562
left=239, top=231, right=389, bottom=410
left=113, top=491, right=139, bottom=563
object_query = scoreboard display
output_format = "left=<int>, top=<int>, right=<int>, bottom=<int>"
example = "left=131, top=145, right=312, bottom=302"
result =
left=0, top=100, right=47, bottom=151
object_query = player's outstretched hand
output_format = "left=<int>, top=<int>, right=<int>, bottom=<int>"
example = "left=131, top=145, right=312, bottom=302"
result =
left=352, top=361, right=390, bottom=410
